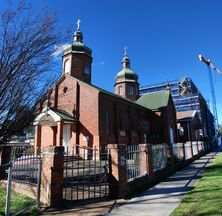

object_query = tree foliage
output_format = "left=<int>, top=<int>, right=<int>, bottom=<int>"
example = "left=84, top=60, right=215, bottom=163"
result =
left=0, top=1, right=63, bottom=143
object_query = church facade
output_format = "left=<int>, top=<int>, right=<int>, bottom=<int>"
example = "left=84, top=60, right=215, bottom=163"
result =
left=34, top=22, right=176, bottom=153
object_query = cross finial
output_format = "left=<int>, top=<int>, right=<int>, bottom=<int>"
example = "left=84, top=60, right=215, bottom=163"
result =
left=76, top=18, right=81, bottom=30
left=123, top=46, right=128, bottom=57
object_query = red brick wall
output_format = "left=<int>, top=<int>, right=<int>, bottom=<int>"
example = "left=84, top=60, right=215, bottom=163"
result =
left=56, top=76, right=78, bottom=115
left=99, top=93, right=163, bottom=146
left=41, top=126, right=55, bottom=147
left=62, top=53, right=92, bottom=84
left=78, top=82, right=100, bottom=148
left=114, top=82, right=139, bottom=101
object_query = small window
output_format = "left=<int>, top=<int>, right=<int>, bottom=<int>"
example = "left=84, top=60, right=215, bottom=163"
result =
left=128, top=86, right=133, bottom=94
left=118, top=86, right=123, bottom=95
left=84, top=64, right=90, bottom=75
left=63, top=87, right=68, bottom=93
left=64, top=59, right=70, bottom=73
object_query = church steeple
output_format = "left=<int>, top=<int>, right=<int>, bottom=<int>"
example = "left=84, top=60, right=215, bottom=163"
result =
left=114, top=47, right=139, bottom=101
left=62, top=19, right=92, bottom=84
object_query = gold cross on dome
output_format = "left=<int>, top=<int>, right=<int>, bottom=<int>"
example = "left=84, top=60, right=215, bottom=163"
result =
left=76, top=18, right=81, bottom=30
left=123, top=46, right=128, bottom=56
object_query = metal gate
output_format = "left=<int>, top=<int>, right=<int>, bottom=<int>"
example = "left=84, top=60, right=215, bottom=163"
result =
left=63, top=145, right=109, bottom=201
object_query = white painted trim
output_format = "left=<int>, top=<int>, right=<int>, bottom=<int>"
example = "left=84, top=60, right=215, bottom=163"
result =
left=33, top=109, right=61, bottom=125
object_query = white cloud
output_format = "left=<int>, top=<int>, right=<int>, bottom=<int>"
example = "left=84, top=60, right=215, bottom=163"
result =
left=100, top=61, right=105, bottom=65
left=51, top=43, right=69, bottom=58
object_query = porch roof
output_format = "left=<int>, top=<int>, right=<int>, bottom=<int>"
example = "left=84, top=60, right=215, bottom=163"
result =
left=52, top=109, right=77, bottom=122
left=34, top=108, right=77, bottom=126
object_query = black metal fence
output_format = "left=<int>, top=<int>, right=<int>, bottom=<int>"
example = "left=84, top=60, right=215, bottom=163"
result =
left=151, top=144, right=169, bottom=172
left=63, top=145, right=109, bottom=201
left=4, top=156, right=42, bottom=216
left=126, top=145, right=143, bottom=181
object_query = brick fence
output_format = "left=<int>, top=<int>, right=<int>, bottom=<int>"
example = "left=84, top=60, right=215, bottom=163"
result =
left=107, top=141, right=213, bottom=199
left=0, top=140, right=215, bottom=207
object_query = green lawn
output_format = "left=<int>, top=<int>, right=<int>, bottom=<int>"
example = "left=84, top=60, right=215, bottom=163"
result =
left=171, top=151, right=222, bottom=216
left=0, top=184, right=38, bottom=215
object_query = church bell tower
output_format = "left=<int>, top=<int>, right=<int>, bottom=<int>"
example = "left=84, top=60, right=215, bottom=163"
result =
left=114, top=47, right=139, bottom=101
left=62, top=19, right=92, bottom=84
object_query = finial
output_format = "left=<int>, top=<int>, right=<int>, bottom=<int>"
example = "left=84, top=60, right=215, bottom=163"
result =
left=123, top=46, right=128, bottom=57
left=76, top=18, right=81, bottom=31
left=43, top=99, right=51, bottom=112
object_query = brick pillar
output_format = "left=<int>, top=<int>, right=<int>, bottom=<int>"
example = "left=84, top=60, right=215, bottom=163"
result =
left=35, top=125, right=42, bottom=155
left=107, top=144, right=127, bottom=198
left=56, top=121, right=64, bottom=146
left=40, top=146, right=64, bottom=207
left=139, top=144, right=149, bottom=175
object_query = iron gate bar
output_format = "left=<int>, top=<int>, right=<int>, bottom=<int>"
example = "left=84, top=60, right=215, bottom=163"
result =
left=71, top=146, right=74, bottom=201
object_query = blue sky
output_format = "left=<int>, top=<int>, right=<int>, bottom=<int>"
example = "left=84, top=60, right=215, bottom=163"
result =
left=2, top=0, right=222, bottom=123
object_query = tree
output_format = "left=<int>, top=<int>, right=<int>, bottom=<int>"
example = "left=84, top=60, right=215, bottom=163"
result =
left=0, top=1, right=63, bottom=144
left=219, top=124, right=222, bottom=136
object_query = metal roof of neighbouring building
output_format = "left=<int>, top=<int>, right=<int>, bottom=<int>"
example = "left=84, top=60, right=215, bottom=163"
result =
left=137, top=91, right=170, bottom=110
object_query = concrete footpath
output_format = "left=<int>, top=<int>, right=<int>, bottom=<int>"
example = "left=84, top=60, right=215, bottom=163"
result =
left=109, top=148, right=221, bottom=216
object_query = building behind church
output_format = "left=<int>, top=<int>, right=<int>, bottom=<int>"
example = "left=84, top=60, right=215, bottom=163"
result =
left=140, top=78, right=215, bottom=140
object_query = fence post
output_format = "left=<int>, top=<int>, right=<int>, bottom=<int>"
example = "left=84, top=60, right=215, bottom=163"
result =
left=107, top=144, right=127, bottom=198
left=168, top=144, right=175, bottom=170
left=147, top=144, right=153, bottom=175
left=190, top=141, right=194, bottom=158
left=40, top=146, right=64, bottom=207
left=36, top=159, right=42, bottom=205
left=197, top=141, right=200, bottom=156
left=5, top=163, right=12, bottom=216
left=183, top=143, right=185, bottom=160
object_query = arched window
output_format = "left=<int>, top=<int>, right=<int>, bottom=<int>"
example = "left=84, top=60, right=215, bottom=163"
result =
left=118, top=86, right=123, bottom=95
left=64, top=59, right=70, bottom=73
left=128, top=86, right=134, bottom=94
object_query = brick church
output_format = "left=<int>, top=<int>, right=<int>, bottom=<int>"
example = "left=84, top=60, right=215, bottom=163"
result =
left=34, top=21, right=177, bottom=153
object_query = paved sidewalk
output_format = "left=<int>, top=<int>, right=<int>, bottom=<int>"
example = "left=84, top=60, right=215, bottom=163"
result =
left=42, top=198, right=116, bottom=216
left=109, top=149, right=220, bottom=216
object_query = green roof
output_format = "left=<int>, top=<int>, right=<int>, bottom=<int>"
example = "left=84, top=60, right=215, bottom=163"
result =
left=137, top=91, right=170, bottom=110
left=53, top=109, right=77, bottom=122
left=115, top=68, right=138, bottom=83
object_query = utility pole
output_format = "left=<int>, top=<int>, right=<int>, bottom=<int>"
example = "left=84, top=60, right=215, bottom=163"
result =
left=198, top=54, right=219, bottom=134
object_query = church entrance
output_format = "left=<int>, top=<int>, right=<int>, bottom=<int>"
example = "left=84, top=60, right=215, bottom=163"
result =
left=63, top=124, right=71, bottom=155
